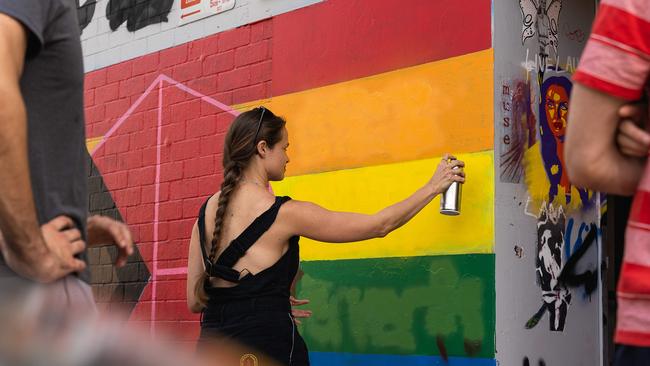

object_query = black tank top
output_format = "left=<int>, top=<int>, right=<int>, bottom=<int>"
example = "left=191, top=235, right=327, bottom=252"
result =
left=197, top=196, right=300, bottom=305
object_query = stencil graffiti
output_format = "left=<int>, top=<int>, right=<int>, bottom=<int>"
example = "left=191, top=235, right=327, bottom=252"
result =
left=519, top=0, right=562, bottom=85
left=528, top=202, right=571, bottom=331
left=526, top=202, right=598, bottom=331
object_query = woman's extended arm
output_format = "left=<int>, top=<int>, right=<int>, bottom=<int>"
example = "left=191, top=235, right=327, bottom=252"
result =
left=282, top=156, right=465, bottom=243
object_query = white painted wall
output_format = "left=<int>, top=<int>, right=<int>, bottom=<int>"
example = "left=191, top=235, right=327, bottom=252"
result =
left=80, top=0, right=322, bottom=72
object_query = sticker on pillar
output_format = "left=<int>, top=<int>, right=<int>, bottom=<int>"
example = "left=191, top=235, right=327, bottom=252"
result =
left=180, top=0, right=236, bottom=25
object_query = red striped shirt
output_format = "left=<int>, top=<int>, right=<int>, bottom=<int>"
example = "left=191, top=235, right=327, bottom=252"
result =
left=574, top=0, right=650, bottom=347
left=574, top=1, right=650, bottom=100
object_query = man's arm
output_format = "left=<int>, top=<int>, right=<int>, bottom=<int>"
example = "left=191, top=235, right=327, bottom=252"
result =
left=0, top=13, right=85, bottom=282
left=565, top=83, right=645, bottom=196
left=0, top=13, right=46, bottom=260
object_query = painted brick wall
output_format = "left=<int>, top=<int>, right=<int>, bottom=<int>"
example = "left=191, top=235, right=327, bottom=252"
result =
left=80, top=0, right=320, bottom=72
left=84, top=0, right=499, bottom=364
left=87, top=157, right=150, bottom=314
left=86, top=20, right=273, bottom=343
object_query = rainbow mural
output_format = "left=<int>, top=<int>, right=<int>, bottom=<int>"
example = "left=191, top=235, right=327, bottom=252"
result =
left=83, top=0, right=495, bottom=364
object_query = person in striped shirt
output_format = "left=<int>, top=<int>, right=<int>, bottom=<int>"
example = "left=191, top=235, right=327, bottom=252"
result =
left=565, top=0, right=650, bottom=363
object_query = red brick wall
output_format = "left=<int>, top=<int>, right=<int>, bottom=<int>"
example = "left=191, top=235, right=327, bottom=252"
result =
left=85, top=19, right=273, bottom=342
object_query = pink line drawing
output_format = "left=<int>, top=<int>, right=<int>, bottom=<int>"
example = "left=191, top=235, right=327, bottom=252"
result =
left=90, top=74, right=240, bottom=156
left=157, top=267, right=188, bottom=276
left=151, top=78, right=163, bottom=337
left=89, top=74, right=242, bottom=335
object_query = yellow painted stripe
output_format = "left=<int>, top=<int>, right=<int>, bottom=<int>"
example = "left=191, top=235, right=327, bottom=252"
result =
left=271, top=151, right=494, bottom=260
left=236, top=49, right=494, bottom=177
left=86, top=136, right=103, bottom=153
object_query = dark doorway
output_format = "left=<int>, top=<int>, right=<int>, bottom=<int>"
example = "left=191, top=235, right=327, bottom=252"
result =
left=604, top=194, right=632, bottom=365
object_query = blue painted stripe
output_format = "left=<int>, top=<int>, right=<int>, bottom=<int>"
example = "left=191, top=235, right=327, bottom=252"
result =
left=309, top=352, right=496, bottom=366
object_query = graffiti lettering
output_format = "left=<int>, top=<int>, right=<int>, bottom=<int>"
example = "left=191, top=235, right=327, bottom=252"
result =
left=557, top=223, right=598, bottom=296
left=77, top=0, right=175, bottom=33
left=562, top=23, right=586, bottom=43
left=500, top=81, right=536, bottom=183
left=523, top=49, right=579, bottom=77
left=107, top=0, right=174, bottom=32
left=299, top=259, right=487, bottom=356
left=77, top=0, right=97, bottom=32
left=523, top=356, right=548, bottom=366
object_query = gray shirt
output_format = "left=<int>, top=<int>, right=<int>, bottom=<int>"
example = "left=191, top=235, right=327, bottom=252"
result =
left=0, top=0, right=89, bottom=281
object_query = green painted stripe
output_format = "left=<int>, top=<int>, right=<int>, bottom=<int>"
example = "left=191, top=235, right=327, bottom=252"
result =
left=296, top=254, right=495, bottom=359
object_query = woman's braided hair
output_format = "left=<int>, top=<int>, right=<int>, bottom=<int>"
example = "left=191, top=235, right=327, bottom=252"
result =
left=194, top=107, right=286, bottom=307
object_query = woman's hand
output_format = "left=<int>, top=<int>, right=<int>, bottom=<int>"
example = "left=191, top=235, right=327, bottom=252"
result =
left=428, top=154, right=465, bottom=195
left=290, top=296, right=312, bottom=325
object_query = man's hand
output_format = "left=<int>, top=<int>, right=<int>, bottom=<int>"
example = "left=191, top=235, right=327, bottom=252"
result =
left=87, top=215, right=134, bottom=267
left=617, top=102, right=650, bottom=158
left=1, top=216, right=86, bottom=283
left=290, top=296, right=312, bottom=325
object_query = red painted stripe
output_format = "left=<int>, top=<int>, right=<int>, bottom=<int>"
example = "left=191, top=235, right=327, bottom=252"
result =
left=618, top=262, right=650, bottom=295
left=629, top=189, right=650, bottom=224
left=592, top=4, right=650, bottom=56
left=271, top=0, right=491, bottom=96
left=615, top=329, right=650, bottom=347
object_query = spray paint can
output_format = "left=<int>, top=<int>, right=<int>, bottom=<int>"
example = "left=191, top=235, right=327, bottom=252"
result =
left=440, top=165, right=462, bottom=216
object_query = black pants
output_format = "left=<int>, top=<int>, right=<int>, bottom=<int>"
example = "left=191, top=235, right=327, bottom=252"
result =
left=614, top=344, right=650, bottom=366
left=199, top=298, right=310, bottom=366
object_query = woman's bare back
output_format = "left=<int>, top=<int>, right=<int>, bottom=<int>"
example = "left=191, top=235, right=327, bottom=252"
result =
left=203, top=185, right=291, bottom=288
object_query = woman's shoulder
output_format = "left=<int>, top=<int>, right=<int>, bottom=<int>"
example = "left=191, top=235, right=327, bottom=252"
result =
left=201, top=191, right=221, bottom=219
left=207, top=191, right=221, bottom=205
left=276, top=198, right=319, bottom=218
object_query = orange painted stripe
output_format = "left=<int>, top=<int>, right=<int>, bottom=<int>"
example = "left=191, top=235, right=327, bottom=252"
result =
left=235, top=49, right=494, bottom=176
